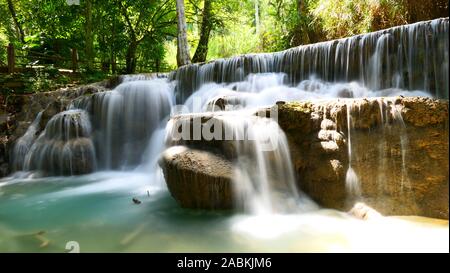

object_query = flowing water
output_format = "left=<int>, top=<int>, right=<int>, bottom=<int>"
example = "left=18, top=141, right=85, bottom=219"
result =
left=215, top=115, right=317, bottom=215
left=171, top=18, right=449, bottom=101
left=0, top=18, right=449, bottom=252
left=0, top=172, right=447, bottom=252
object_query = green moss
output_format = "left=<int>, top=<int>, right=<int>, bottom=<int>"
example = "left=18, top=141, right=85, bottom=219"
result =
left=281, top=101, right=313, bottom=114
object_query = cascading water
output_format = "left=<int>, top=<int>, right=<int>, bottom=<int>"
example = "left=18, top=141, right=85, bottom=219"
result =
left=375, top=98, right=414, bottom=197
left=88, top=78, right=174, bottom=169
left=11, top=111, right=42, bottom=172
left=345, top=103, right=362, bottom=197
left=22, top=109, right=97, bottom=176
left=171, top=18, right=448, bottom=102
left=2, top=19, right=448, bottom=252
left=172, top=69, right=428, bottom=214
left=10, top=76, right=175, bottom=176
left=215, top=115, right=316, bottom=214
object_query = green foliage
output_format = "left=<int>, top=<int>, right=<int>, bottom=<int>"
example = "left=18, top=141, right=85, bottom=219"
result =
left=0, top=0, right=446, bottom=91
left=183, top=0, right=262, bottom=61
left=20, top=0, right=84, bottom=40
left=259, top=0, right=303, bottom=51
left=0, top=33, right=6, bottom=65
left=309, top=0, right=408, bottom=39
left=28, top=67, right=57, bottom=92
left=0, top=0, right=17, bottom=43
left=79, top=70, right=109, bottom=84
left=137, top=36, right=168, bottom=72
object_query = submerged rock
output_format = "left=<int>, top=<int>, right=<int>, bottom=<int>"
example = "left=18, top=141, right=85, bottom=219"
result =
left=159, top=146, right=234, bottom=210
left=348, top=202, right=383, bottom=220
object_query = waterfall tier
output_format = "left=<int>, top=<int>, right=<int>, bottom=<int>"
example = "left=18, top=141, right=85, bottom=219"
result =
left=21, top=110, right=97, bottom=176
left=85, top=79, right=174, bottom=169
left=171, top=18, right=449, bottom=102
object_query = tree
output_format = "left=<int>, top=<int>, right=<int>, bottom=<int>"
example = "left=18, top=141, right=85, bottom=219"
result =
left=94, top=1, right=126, bottom=74
left=85, top=0, right=94, bottom=71
left=6, top=0, right=24, bottom=43
left=290, top=0, right=311, bottom=46
left=176, top=0, right=191, bottom=67
left=119, top=0, right=176, bottom=73
left=192, top=0, right=212, bottom=63
left=254, top=0, right=260, bottom=36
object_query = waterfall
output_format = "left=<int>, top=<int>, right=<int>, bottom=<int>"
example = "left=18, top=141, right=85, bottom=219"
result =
left=8, top=18, right=447, bottom=218
left=167, top=16, right=448, bottom=211
left=90, top=78, right=174, bottom=169
left=216, top=114, right=315, bottom=214
left=22, top=109, right=97, bottom=176
left=381, top=99, right=413, bottom=196
left=11, top=111, right=43, bottom=171
left=1, top=18, right=448, bottom=254
left=345, top=103, right=362, bottom=197
left=11, top=76, right=174, bottom=176
left=170, top=18, right=448, bottom=102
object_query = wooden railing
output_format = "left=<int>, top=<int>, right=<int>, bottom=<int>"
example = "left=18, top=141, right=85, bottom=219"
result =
left=1, top=43, right=169, bottom=74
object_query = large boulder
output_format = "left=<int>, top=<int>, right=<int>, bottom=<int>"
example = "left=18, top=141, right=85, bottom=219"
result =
left=159, top=146, right=234, bottom=210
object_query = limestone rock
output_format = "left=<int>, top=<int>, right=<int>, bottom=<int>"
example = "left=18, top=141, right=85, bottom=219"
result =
left=348, top=202, right=383, bottom=220
left=278, top=97, right=449, bottom=219
left=321, top=119, right=337, bottom=130
left=159, top=146, right=234, bottom=209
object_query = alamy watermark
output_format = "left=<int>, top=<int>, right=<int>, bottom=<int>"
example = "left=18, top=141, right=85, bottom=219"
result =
left=66, top=0, right=80, bottom=6
left=65, top=241, right=80, bottom=253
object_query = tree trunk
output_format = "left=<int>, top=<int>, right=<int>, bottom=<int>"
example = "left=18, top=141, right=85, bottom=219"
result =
left=71, top=48, right=78, bottom=73
left=297, top=0, right=304, bottom=15
left=290, top=0, right=311, bottom=46
left=7, top=43, right=15, bottom=73
left=126, top=41, right=138, bottom=74
left=192, top=0, right=212, bottom=63
left=176, top=0, right=191, bottom=67
left=85, top=0, right=94, bottom=71
left=155, top=58, right=161, bottom=72
left=111, top=13, right=117, bottom=74
left=7, top=0, right=25, bottom=43
left=255, top=0, right=260, bottom=36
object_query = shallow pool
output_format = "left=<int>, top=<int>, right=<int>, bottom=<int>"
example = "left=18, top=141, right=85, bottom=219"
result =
left=0, top=171, right=447, bottom=252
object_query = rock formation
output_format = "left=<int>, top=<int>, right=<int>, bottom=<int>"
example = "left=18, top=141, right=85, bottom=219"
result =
left=0, top=83, right=108, bottom=177
left=160, top=97, right=449, bottom=219
left=159, top=146, right=234, bottom=209
left=277, top=97, right=449, bottom=219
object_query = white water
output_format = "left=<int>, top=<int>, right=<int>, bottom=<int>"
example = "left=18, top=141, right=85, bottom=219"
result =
left=90, top=79, right=174, bottom=169
left=2, top=73, right=448, bottom=252
left=23, top=109, right=96, bottom=176
left=3, top=18, right=449, bottom=252
left=212, top=114, right=317, bottom=214
left=345, top=103, right=362, bottom=197
left=171, top=18, right=449, bottom=101
left=171, top=70, right=437, bottom=214
left=11, top=111, right=42, bottom=171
